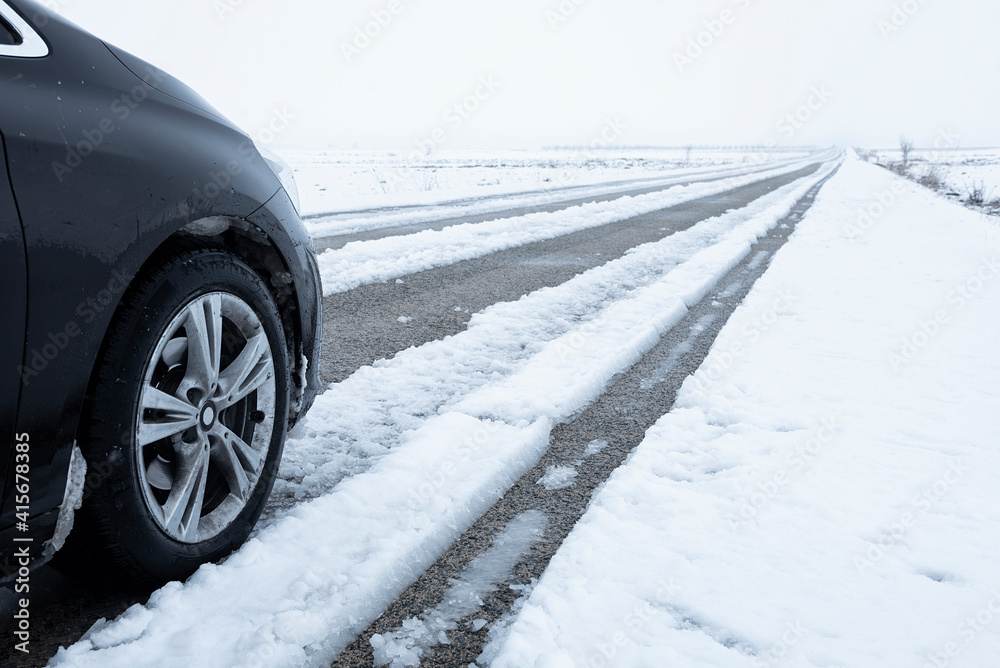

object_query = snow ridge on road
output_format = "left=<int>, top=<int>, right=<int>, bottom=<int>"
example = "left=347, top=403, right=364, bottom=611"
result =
left=49, top=160, right=837, bottom=668
left=316, top=155, right=832, bottom=295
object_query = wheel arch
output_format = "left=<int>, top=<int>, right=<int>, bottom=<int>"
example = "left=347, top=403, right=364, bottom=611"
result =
left=82, top=214, right=312, bottom=435
left=148, top=216, right=308, bottom=425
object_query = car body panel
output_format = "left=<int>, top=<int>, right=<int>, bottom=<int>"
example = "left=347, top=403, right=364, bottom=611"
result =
left=0, top=132, right=27, bottom=498
left=0, top=0, right=321, bottom=578
left=0, top=1, right=278, bottom=530
left=248, top=188, right=323, bottom=415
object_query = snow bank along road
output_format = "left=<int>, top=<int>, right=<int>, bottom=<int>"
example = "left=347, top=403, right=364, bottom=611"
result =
left=0, top=151, right=839, bottom=667
left=487, top=156, right=1000, bottom=667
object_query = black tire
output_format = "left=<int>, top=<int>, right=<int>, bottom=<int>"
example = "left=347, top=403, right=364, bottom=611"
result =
left=53, top=249, right=289, bottom=587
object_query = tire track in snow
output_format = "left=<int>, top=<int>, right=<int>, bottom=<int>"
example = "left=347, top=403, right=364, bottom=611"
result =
left=369, top=511, right=548, bottom=668
left=336, top=164, right=840, bottom=668
left=272, top=164, right=836, bottom=517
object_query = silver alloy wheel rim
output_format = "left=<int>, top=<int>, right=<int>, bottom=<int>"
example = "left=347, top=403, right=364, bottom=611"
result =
left=135, top=292, right=276, bottom=543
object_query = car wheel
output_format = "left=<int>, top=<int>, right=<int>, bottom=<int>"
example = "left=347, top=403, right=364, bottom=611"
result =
left=54, top=248, right=289, bottom=587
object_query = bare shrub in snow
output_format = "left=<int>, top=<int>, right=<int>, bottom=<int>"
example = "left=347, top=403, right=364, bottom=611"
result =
left=888, top=161, right=909, bottom=177
left=965, top=180, right=988, bottom=206
left=918, top=164, right=945, bottom=190
left=899, top=135, right=914, bottom=166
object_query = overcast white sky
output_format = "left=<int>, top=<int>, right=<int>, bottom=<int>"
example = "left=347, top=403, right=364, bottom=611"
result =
left=54, top=0, right=1000, bottom=151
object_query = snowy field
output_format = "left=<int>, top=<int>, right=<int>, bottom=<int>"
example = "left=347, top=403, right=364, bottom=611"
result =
left=283, top=148, right=816, bottom=217
left=46, top=151, right=1000, bottom=668
left=487, top=155, right=1000, bottom=667
left=866, top=147, right=1000, bottom=206
left=927, top=149, right=1000, bottom=203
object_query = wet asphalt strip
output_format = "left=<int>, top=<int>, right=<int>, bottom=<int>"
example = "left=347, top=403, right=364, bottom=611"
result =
left=328, top=169, right=837, bottom=667
left=318, top=163, right=823, bottom=384
left=310, top=162, right=811, bottom=254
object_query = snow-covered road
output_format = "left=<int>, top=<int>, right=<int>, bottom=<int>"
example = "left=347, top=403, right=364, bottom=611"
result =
left=42, top=151, right=843, bottom=667
left=42, top=149, right=1000, bottom=667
